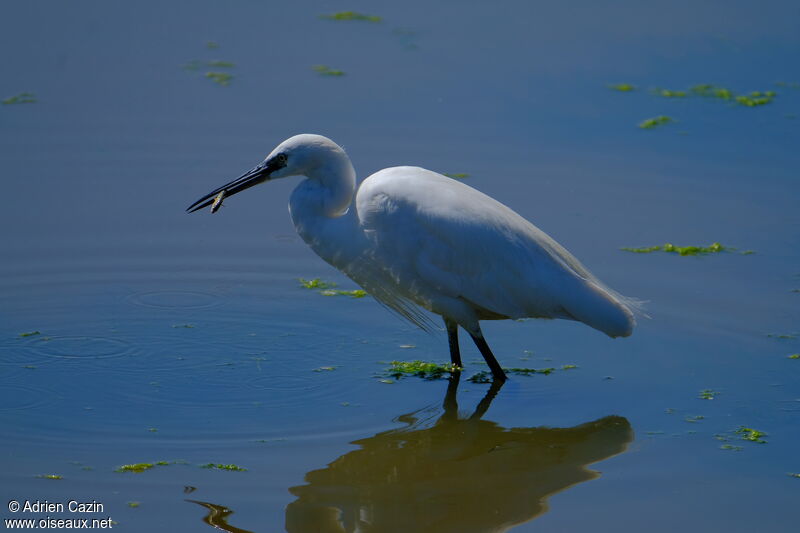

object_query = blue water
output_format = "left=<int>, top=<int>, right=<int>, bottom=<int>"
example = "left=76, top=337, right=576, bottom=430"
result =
left=1, top=1, right=799, bottom=531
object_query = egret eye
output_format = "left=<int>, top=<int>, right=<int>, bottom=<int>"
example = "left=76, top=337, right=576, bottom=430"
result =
left=276, top=153, right=288, bottom=164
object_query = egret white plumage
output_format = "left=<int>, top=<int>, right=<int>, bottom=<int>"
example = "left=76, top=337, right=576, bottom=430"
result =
left=187, top=134, right=636, bottom=381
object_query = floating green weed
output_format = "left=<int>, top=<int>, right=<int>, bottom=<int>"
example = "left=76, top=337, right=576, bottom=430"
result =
left=561, top=364, right=578, bottom=370
left=621, top=242, right=728, bottom=256
left=2, top=92, right=36, bottom=105
left=116, top=463, right=156, bottom=473
left=468, top=367, right=559, bottom=383
left=201, top=463, right=247, bottom=471
left=789, top=473, right=800, bottom=478
left=313, top=366, right=337, bottom=372
left=638, top=115, right=673, bottom=129
left=443, top=173, right=470, bottom=179
left=788, top=354, right=800, bottom=359
left=386, top=360, right=460, bottom=380
left=19, top=331, right=41, bottom=337
left=205, top=72, right=233, bottom=86
left=699, top=389, right=719, bottom=400
left=684, top=415, right=705, bottom=423
left=735, top=427, right=767, bottom=443
left=691, top=84, right=734, bottom=100
left=37, top=474, right=62, bottom=480
left=653, top=88, right=687, bottom=98
left=720, top=444, right=744, bottom=452
left=128, top=502, right=140, bottom=508
left=320, top=289, right=367, bottom=298
left=299, top=277, right=337, bottom=289
left=312, top=65, right=345, bottom=76
left=321, top=11, right=381, bottom=22
left=609, top=83, right=636, bottom=92
left=735, top=91, right=776, bottom=107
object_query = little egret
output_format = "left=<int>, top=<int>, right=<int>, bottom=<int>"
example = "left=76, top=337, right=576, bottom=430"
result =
left=187, top=134, right=636, bottom=381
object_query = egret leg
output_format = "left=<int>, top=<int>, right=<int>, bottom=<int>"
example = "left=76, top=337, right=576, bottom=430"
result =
left=468, top=327, right=507, bottom=382
left=444, top=318, right=463, bottom=368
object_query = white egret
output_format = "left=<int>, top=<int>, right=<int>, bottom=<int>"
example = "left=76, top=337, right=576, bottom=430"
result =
left=187, top=134, right=636, bottom=381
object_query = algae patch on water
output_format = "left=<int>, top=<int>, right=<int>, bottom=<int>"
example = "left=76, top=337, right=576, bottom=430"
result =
left=201, top=463, right=247, bottom=472
left=19, top=330, right=41, bottom=337
left=2, top=92, right=37, bottom=105
left=467, top=366, right=561, bottom=383
left=699, top=389, right=719, bottom=400
left=299, top=277, right=337, bottom=290
left=116, top=460, right=176, bottom=473
left=312, top=65, right=345, bottom=76
left=299, top=277, right=366, bottom=297
left=205, top=72, right=233, bottom=86
left=621, top=242, right=728, bottom=256
left=638, top=116, right=674, bottom=129
left=735, top=427, right=767, bottom=443
left=385, top=360, right=461, bottom=380
left=609, top=83, right=636, bottom=92
left=321, top=11, right=382, bottom=22
left=788, top=354, right=800, bottom=360
left=37, top=474, right=62, bottom=480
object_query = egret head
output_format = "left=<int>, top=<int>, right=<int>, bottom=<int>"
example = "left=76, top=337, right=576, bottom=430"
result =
left=186, top=134, right=349, bottom=213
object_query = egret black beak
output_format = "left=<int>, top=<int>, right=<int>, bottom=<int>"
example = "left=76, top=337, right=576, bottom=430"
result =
left=186, top=161, right=274, bottom=213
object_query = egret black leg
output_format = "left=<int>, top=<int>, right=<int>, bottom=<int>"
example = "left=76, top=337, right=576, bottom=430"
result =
left=468, top=327, right=507, bottom=382
left=444, top=318, right=462, bottom=368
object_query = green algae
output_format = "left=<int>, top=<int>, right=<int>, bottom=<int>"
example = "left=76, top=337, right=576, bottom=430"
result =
left=2, top=92, right=37, bottom=105
left=609, top=83, right=636, bottom=92
left=299, top=277, right=337, bottom=289
left=320, top=288, right=367, bottom=298
left=621, top=242, right=727, bottom=256
left=312, top=65, right=345, bottom=76
left=720, top=444, right=744, bottom=452
left=19, top=330, right=41, bottom=337
left=653, top=88, right=687, bottom=98
left=321, top=11, right=382, bottom=22
left=467, top=366, right=559, bottom=383
left=313, top=366, right=337, bottom=372
left=684, top=415, right=705, bottom=423
left=788, top=354, right=800, bottom=359
left=789, top=473, right=800, bottom=478
left=735, top=91, right=776, bottom=107
left=735, top=427, right=767, bottom=443
left=638, top=115, right=673, bottom=129
left=205, top=72, right=233, bottom=86
left=699, top=389, right=719, bottom=400
left=201, top=463, right=247, bottom=471
left=37, top=474, right=62, bottom=480
left=128, top=502, right=140, bottom=508
left=386, top=360, right=460, bottom=380
left=116, top=463, right=156, bottom=473
left=561, top=364, right=578, bottom=370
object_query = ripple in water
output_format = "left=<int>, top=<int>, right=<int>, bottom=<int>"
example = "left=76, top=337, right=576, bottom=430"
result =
left=0, top=384, right=58, bottom=411
left=126, top=289, right=223, bottom=310
left=30, top=335, right=134, bottom=360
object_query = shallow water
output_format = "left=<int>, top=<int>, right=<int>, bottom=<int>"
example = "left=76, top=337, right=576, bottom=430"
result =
left=1, top=1, right=799, bottom=531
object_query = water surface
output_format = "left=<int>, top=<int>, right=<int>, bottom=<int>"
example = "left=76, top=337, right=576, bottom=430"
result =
left=1, top=1, right=798, bottom=531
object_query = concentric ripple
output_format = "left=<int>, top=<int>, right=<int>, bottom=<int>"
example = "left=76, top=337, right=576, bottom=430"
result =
left=126, top=289, right=223, bottom=310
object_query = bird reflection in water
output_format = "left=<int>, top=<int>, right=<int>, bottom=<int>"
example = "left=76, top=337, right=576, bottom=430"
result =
left=286, top=373, right=633, bottom=533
